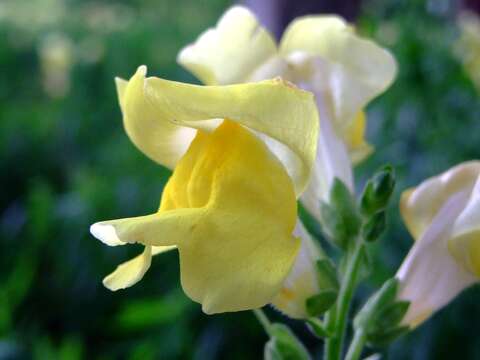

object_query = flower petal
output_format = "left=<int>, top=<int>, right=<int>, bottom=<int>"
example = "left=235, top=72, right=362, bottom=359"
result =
left=120, top=66, right=319, bottom=196
left=301, top=97, right=354, bottom=220
left=177, top=6, right=276, bottom=85
left=450, top=175, right=480, bottom=276
left=271, top=220, right=324, bottom=319
left=397, top=191, right=476, bottom=327
left=173, top=122, right=300, bottom=313
left=90, top=209, right=208, bottom=247
left=280, top=17, right=396, bottom=149
left=344, top=111, right=374, bottom=165
left=401, top=161, right=480, bottom=240
left=103, top=246, right=152, bottom=291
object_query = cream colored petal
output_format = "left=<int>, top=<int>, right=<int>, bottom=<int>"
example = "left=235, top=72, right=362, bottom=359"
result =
left=401, top=161, right=480, bottom=240
left=177, top=6, right=277, bottom=85
left=450, top=175, right=480, bottom=276
left=103, top=246, right=152, bottom=291
left=300, top=95, right=354, bottom=221
left=397, top=191, right=476, bottom=327
left=121, top=66, right=319, bottom=196
left=280, top=17, right=396, bottom=149
left=280, top=16, right=396, bottom=103
left=271, top=220, right=324, bottom=319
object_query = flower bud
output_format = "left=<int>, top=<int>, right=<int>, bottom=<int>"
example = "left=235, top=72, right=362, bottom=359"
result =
left=361, top=165, right=395, bottom=216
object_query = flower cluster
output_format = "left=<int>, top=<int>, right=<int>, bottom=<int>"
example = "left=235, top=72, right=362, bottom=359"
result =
left=89, top=5, right=480, bottom=357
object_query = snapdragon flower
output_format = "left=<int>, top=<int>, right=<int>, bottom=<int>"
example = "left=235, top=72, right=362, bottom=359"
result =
left=397, top=162, right=480, bottom=327
left=90, top=66, right=320, bottom=314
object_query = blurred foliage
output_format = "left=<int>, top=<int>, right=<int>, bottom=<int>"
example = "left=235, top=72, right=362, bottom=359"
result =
left=1, top=0, right=479, bottom=359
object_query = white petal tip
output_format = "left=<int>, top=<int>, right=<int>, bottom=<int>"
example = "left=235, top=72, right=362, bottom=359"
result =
left=102, top=278, right=123, bottom=291
left=90, top=223, right=124, bottom=246
left=137, top=65, right=147, bottom=76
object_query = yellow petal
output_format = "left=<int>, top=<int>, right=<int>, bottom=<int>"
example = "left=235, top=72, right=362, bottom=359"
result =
left=279, top=16, right=396, bottom=156
left=103, top=246, right=152, bottom=291
left=120, top=66, right=319, bottom=197
left=90, top=209, right=208, bottom=247
left=344, top=111, right=374, bottom=165
left=400, top=161, right=480, bottom=240
left=115, top=77, right=128, bottom=113
left=92, top=121, right=300, bottom=313
left=177, top=6, right=276, bottom=85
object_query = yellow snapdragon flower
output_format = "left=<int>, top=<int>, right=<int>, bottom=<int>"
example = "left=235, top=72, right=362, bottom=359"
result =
left=396, top=162, right=480, bottom=327
left=178, top=6, right=397, bottom=215
left=90, top=66, right=320, bottom=314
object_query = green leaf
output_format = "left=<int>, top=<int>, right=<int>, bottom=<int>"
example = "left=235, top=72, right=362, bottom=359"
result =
left=373, top=301, right=410, bottom=332
left=354, top=278, right=398, bottom=330
left=367, top=326, right=410, bottom=347
left=306, top=289, right=338, bottom=317
left=264, top=324, right=311, bottom=360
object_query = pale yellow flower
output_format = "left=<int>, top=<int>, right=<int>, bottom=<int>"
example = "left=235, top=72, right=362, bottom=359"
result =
left=397, top=162, right=480, bottom=327
left=90, top=66, right=320, bottom=314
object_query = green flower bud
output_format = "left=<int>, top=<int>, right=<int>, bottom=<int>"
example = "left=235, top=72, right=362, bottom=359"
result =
left=361, top=165, right=395, bottom=216
left=320, top=178, right=361, bottom=250
left=362, top=211, right=387, bottom=242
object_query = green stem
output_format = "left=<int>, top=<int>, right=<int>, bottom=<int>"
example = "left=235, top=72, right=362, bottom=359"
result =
left=253, top=308, right=273, bottom=336
left=345, top=329, right=367, bottom=360
left=325, top=240, right=364, bottom=360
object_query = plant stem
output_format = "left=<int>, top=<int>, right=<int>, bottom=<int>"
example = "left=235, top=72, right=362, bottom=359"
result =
left=253, top=308, right=273, bottom=336
left=345, top=329, right=367, bottom=360
left=325, top=239, right=364, bottom=360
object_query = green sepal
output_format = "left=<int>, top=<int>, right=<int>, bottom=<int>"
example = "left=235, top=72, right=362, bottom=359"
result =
left=316, top=259, right=339, bottom=290
left=372, top=300, right=410, bottom=332
left=354, top=278, right=398, bottom=330
left=264, top=323, right=311, bottom=360
left=362, top=211, right=386, bottom=242
left=306, top=318, right=332, bottom=338
left=366, top=326, right=410, bottom=348
left=320, top=178, right=361, bottom=250
left=306, top=289, right=338, bottom=317
left=360, top=165, right=395, bottom=217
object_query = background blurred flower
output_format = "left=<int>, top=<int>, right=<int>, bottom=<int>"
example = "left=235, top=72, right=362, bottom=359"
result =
left=454, top=11, right=480, bottom=91
left=38, top=33, right=73, bottom=98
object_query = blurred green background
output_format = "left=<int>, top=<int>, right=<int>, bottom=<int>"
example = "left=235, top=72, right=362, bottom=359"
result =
left=1, top=0, right=479, bottom=359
